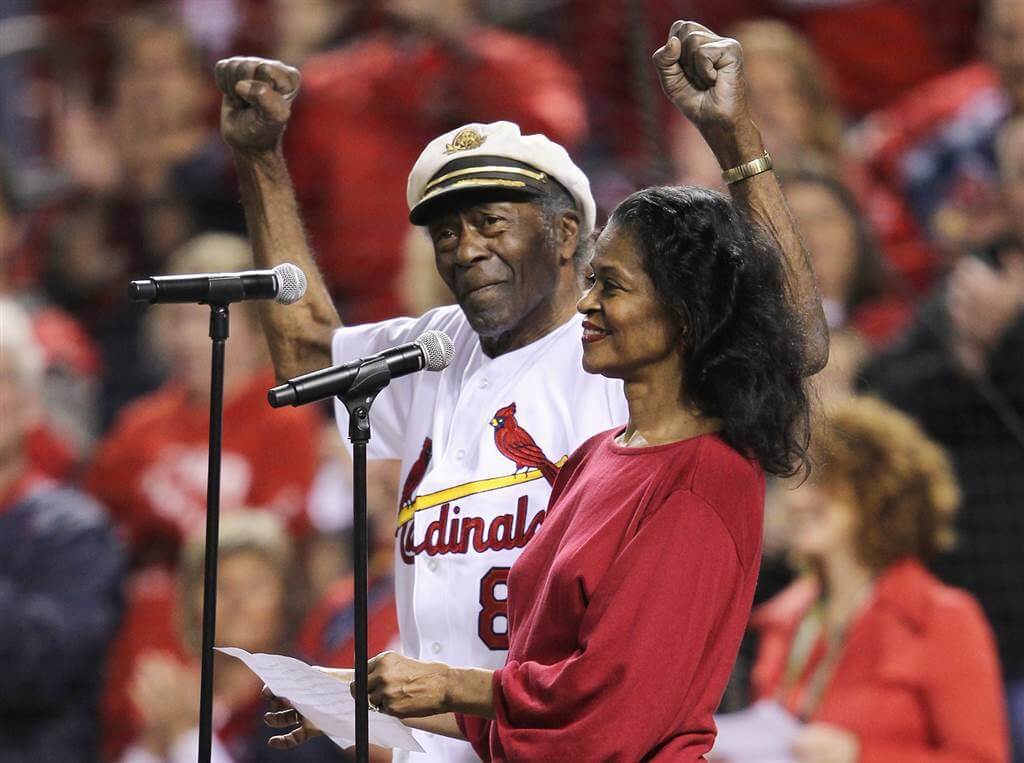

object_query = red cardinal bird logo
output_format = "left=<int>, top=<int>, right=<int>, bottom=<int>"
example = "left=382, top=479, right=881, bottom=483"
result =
left=399, top=437, right=432, bottom=509
left=490, top=403, right=559, bottom=485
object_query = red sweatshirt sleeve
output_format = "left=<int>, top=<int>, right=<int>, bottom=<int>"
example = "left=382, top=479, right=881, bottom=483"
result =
left=484, top=489, right=750, bottom=760
left=858, top=593, right=1008, bottom=763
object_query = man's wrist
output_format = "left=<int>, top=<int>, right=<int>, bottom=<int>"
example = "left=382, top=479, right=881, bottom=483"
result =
left=233, top=145, right=288, bottom=177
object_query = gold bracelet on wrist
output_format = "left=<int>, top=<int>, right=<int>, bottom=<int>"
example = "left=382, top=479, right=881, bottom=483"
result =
left=721, top=150, right=773, bottom=185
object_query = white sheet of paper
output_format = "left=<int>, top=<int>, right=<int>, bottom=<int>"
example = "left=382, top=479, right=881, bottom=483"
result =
left=709, top=699, right=801, bottom=762
left=215, top=647, right=424, bottom=753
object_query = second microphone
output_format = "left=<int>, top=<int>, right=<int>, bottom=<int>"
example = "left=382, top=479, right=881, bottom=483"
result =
left=268, top=330, right=455, bottom=407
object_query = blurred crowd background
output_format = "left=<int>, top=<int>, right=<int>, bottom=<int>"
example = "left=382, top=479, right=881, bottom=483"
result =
left=1, top=0, right=1022, bottom=761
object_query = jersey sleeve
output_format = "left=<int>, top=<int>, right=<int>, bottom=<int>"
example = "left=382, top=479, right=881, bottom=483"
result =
left=330, top=317, right=426, bottom=460
left=482, top=489, right=750, bottom=760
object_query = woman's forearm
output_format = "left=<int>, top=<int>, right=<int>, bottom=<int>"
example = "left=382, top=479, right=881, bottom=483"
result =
left=401, top=713, right=466, bottom=739
left=443, top=667, right=496, bottom=720
left=366, top=653, right=495, bottom=721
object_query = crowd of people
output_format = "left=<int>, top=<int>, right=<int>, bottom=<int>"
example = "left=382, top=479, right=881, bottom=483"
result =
left=1, top=0, right=1022, bottom=761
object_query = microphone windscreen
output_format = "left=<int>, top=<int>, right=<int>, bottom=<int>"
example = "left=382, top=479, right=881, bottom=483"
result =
left=274, top=263, right=307, bottom=305
left=417, top=330, right=455, bottom=371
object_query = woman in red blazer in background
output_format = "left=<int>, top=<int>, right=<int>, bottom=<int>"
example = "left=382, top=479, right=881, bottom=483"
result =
left=752, top=397, right=1008, bottom=763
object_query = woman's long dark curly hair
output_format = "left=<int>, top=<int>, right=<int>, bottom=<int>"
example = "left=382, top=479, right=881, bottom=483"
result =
left=610, top=185, right=810, bottom=477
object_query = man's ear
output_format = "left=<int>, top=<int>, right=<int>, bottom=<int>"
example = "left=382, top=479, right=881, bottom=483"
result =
left=556, top=210, right=581, bottom=265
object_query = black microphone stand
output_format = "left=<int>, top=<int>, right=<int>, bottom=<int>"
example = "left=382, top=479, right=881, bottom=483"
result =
left=129, top=273, right=304, bottom=763
left=198, top=303, right=230, bottom=763
left=337, top=358, right=393, bottom=763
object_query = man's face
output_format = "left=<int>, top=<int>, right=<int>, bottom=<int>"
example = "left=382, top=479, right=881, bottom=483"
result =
left=985, top=0, right=1024, bottom=110
left=116, top=29, right=205, bottom=133
left=426, top=198, right=562, bottom=341
left=1000, top=120, right=1024, bottom=240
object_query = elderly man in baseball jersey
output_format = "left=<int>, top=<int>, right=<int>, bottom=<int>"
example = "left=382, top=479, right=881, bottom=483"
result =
left=216, top=18, right=827, bottom=761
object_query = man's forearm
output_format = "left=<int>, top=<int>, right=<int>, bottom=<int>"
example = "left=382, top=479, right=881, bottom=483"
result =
left=702, top=118, right=830, bottom=375
left=235, top=149, right=341, bottom=380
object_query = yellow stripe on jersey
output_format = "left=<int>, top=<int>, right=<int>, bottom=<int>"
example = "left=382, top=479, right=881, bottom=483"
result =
left=396, top=455, right=569, bottom=528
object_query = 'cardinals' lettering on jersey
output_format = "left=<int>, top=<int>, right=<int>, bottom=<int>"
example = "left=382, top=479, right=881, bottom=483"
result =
left=332, top=305, right=627, bottom=763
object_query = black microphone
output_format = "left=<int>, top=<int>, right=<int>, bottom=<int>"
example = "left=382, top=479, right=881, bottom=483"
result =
left=128, top=263, right=307, bottom=305
left=268, top=330, right=455, bottom=407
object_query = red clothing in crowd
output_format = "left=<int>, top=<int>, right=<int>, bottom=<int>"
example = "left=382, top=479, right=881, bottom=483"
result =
left=23, top=302, right=103, bottom=479
left=843, top=161, right=941, bottom=302
left=562, top=0, right=757, bottom=170
left=285, top=28, right=587, bottom=323
left=772, top=0, right=980, bottom=116
left=751, top=559, right=1009, bottom=762
left=100, top=568, right=185, bottom=760
left=101, top=568, right=321, bottom=762
left=296, top=570, right=400, bottom=669
left=86, top=368, right=318, bottom=564
left=858, top=62, right=1007, bottom=234
left=458, top=431, right=765, bottom=761
left=859, top=62, right=1003, bottom=177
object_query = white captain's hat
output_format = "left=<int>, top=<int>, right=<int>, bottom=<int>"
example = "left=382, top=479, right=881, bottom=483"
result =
left=406, top=121, right=596, bottom=233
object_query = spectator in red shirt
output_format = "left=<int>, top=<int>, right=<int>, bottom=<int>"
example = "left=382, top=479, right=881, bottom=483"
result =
left=263, top=22, right=827, bottom=760
left=86, top=234, right=319, bottom=568
left=103, top=512, right=345, bottom=763
left=745, top=397, right=1008, bottom=763
left=283, top=0, right=587, bottom=323
left=856, top=0, right=1024, bottom=267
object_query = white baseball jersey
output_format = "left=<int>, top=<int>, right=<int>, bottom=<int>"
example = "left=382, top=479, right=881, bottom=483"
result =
left=332, top=304, right=627, bottom=761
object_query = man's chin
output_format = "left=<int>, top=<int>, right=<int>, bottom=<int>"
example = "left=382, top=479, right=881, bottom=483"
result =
left=458, top=299, right=511, bottom=337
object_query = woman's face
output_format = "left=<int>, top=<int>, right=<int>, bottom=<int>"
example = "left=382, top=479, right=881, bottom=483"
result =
left=785, top=181, right=859, bottom=306
left=743, top=50, right=812, bottom=157
left=194, top=549, right=288, bottom=653
left=576, top=223, right=680, bottom=381
left=157, top=303, right=212, bottom=398
left=784, top=479, right=859, bottom=561
left=156, top=302, right=265, bottom=400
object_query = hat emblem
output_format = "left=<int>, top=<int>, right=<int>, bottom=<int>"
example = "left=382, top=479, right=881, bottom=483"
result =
left=444, top=128, right=487, bottom=154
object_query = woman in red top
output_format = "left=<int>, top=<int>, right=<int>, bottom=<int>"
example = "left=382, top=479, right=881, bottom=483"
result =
left=265, top=20, right=825, bottom=762
left=745, top=397, right=1009, bottom=763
